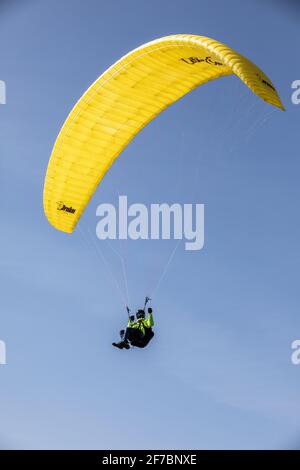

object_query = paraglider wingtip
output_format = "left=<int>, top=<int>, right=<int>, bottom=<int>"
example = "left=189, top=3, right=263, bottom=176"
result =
left=276, top=98, right=285, bottom=111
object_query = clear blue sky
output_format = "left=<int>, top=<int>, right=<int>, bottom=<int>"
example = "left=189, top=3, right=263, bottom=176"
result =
left=1, top=0, right=300, bottom=450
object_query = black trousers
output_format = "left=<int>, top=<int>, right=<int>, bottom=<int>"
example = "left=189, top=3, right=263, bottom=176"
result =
left=124, top=327, right=154, bottom=348
left=124, top=327, right=144, bottom=344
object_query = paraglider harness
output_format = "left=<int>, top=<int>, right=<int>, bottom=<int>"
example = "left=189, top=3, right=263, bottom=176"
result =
left=125, top=297, right=154, bottom=348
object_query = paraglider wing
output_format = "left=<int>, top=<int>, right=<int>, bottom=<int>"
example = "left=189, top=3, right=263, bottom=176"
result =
left=43, top=34, right=284, bottom=233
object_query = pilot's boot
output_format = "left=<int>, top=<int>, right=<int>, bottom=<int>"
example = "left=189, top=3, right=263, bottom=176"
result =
left=112, top=339, right=130, bottom=350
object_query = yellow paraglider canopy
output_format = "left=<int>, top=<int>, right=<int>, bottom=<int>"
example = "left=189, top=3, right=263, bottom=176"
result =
left=43, top=34, right=284, bottom=233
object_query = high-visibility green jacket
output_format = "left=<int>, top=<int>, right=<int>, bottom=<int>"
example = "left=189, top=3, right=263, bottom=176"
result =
left=127, top=313, right=154, bottom=336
